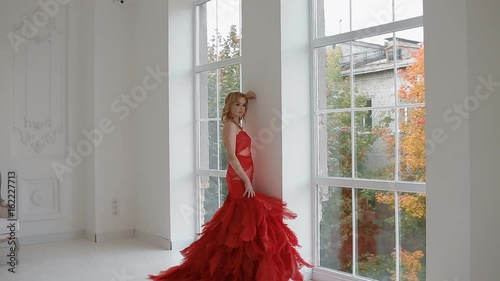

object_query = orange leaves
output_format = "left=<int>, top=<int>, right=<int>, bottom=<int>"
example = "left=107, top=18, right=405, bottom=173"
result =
left=398, top=45, right=426, bottom=182
left=375, top=192, right=426, bottom=219
left=399, top=46, right=425, bottom=104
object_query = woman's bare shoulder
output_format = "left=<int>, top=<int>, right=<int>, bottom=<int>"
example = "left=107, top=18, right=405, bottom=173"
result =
left=222, top=120, right=239, bottom=131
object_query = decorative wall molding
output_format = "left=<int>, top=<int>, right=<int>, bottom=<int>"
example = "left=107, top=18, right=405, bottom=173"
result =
left=21, top=178, right=62, bottom=222
left=11, top=6, right=68, bottom=157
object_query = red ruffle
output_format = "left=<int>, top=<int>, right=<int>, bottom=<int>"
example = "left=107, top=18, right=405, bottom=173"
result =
left=148, top=193, right=312, bottom=281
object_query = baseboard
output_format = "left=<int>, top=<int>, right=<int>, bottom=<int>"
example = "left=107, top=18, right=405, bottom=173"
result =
left=95, top=229, right=135, bottom=242
left=18, top=230, right=85, bottom=246
left=84, top=229, right=96, bottom=242
left=134, top=229, right=171, bottom=250
left=170, top=238, right=195, bottom=251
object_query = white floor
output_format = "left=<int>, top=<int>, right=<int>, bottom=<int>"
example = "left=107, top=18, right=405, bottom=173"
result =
left=0, top=238, right=184, bottom=281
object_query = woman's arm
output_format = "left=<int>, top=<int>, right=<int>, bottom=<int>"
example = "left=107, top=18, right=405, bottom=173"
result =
left=223, top=122, right=255, bottom=197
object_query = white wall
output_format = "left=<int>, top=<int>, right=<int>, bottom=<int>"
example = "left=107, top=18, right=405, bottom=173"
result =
left=281, top=0, right=314, bottom=272
left=242, top=0, right=313, bottom=272
left=166, top=0, right=196, bottom=250
left=466, top=0, right=500, bottom=278
left=132, top=0, right=172, bottom=248
left=242, top=0, right=283, bottom=199
left=88, top=0, right=134, bottom=240
left=425, top=0, right=500, bottom=279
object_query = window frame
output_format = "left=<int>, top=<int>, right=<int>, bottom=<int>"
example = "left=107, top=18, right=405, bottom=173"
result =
left=311, top=0, right=425, bottom=280
left=193, top=0, right=243, bottom=231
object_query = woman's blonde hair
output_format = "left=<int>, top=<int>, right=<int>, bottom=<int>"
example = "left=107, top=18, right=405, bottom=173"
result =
left=221, top=91, right=248, bottom=123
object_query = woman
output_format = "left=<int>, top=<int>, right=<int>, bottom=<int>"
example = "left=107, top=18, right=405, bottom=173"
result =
left=149, top=91, right=311, bottom=281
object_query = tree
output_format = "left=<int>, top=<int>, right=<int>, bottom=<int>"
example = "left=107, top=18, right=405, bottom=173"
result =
left=374, top=45, right=427, bottom=280
left=319, top=46, right=380, bottom=273
left=321, top=44, right=427, bottom=280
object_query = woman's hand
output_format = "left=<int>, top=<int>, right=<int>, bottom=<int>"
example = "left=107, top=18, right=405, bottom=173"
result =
left=245, top=91, right=257, bottom=100
left=243, top=180, right=256, bottom=198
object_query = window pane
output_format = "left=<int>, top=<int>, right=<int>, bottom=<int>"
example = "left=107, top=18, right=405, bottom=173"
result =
left=218, top=64, right=241, bottom=112
left=219, top=122, right=228, bottom=170
left=352, top=33, right=396, bottom=108
left=352, top=0, right=392, bottom=32
left=199, top=120, right=219, bottom=170
left=399, top=192, right=426, bottom=281
left=197, top=0, right=241, bottom=65
left=355, top=109, right=395, bottom=180
left=199, top=70, right=218, bottom=119
left=396, top=27, right=425, bottom=105
left=200, top=176, right=229, bottom=223
left=317, top=0, right=350, bottom=37
left=197, top=0, right=217, bottom=64
left=217, top=0, right=241, bottom=59
left=319, top=186, right=353, bottom=273
left=398, top=107, right=425, bottom=182
left=395, top=0, right=423, bottom=21
left=356, top=189, right=395, bottom=280
left=317, top=44, right=352, bottom=110
left=201, top=176, right=219, bottom=223
left=318, top=112, right=352, bottom=177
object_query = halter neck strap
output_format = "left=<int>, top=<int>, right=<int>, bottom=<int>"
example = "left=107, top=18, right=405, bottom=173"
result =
left=231, top=120, right=243, bottom=131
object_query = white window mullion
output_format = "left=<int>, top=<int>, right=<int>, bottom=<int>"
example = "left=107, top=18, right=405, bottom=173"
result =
left=311, top=17, right=423, bottom=49
left=352, top=187, right=358, bottom=276
left=195, top=56, right=243, bottom=73
left=196, top=169, right=226, bottom=178
left=314, top=177, right=426, bottom=193
left=394, top=191, right=401, bottom=281
left=393, top=32, right=400, bottom=185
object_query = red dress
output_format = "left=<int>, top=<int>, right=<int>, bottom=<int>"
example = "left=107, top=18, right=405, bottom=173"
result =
left=149, top=130, right=312, bottom=281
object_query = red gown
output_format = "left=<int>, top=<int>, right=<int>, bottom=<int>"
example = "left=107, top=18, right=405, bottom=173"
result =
left=149, top=130, right=312, bottom=281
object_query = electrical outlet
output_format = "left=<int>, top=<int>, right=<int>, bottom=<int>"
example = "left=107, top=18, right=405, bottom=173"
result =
left=112, top=199, right=119, bottom=217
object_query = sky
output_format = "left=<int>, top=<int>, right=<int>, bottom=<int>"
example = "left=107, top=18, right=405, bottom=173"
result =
left=323, top=0, right=423, bottom=44
left=201, top=0, right=423, bottom=47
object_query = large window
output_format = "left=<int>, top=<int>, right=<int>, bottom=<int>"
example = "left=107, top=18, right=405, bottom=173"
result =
left=313, top=1, right=425, bottom=280
left=194, top=0, right=242, bottom=228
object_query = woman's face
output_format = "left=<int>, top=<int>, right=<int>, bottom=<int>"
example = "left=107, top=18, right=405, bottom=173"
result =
left=230, top=97, right=247, bottom=119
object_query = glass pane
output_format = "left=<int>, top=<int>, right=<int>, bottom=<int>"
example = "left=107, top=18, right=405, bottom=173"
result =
left=317, top=44, right=352, bottom=110
left=317, top=0, right=350, bottom=37
left=197, top=0, right=217, bottom=64
left=395, top=0, right=423, bottom=21
left=318, top=112, right=352, bottom=177
left=219, top=122, right=228, bottom=170
left=199, top=70, right=218, bottom=119
left=217, top=0, right=241, bottom=59
left=201, top=176, right=220, bottom=223
left=218, top=64, right=241, bottom=112
left=319, top=186, right=353, bottom=273
left=199, top=121, right=209, bottom=169
left=398, top=107, right=425, bottom=182
left=399, top=192, right=426, bottom=281
left=396, top=27, right=425, bottom=105
left=355, top=109, right=395, bottom=180
left=199, top=121, right=219, bottom=170
left=356, top=189, right=395, bottom=280
left=352, top=0, right=392, bottom=32
left=221, top=177, right=228, bottom=203
left=352, top=33, right=395, bottom=108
